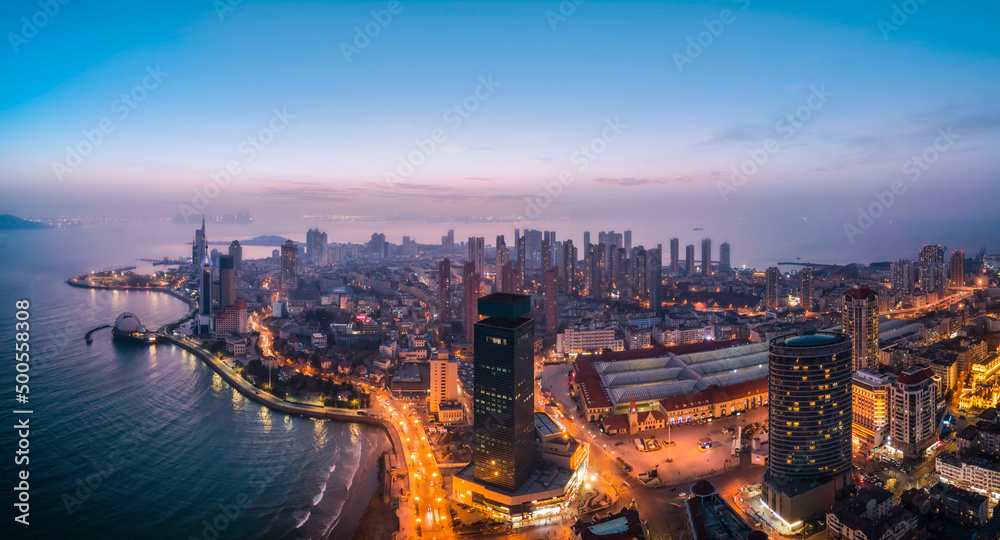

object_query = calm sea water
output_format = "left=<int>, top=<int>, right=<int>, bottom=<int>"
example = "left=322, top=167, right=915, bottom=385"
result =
left=0, top=226, right=388, bottom=540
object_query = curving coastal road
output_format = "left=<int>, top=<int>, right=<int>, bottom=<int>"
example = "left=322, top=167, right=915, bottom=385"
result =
left=71, top=278, right=412, bottom=538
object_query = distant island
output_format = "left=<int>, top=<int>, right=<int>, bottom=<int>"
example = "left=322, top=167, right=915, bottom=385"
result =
left=208, top=235, right=289, bottom=246
left=0, top=214, right=52, bottom=230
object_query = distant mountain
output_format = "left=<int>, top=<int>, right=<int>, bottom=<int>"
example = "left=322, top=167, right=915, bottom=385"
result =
left=0, top=215, right=51, bottom=230
left=208, top=235, right=289, bottom=246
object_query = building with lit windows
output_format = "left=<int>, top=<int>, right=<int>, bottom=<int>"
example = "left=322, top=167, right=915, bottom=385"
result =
left=888, top=365, right=937, bottom=458
left=765, top=267, right=780, bottom=310
left=761, top=332, right=853, bottom=529
left=852, top=369, right=895, bottom=449
left=454, top=297, right=586, bottom=519
left=843, top=287, right=880, bottom=372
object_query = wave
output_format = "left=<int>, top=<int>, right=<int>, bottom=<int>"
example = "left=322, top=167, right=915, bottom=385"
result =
left=293, top=510, right=310, bottom=529
left=312, top=481, right=327, bottom=505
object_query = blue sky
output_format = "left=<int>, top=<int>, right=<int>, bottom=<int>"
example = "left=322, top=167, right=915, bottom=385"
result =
left=1, top=0, right=999, bottom=250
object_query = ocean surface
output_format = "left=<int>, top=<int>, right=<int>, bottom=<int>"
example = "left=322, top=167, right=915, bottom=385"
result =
left=0, top=225, right=389, bottom=539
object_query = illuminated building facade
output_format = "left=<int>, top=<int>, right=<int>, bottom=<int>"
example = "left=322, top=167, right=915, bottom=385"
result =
left=843, top=287, right=879, bottom=371
left=852, top=369, right=895, bottom=449
left=762, top=332, right=853, bottom=528
left=473, top=293, right=536, bottom=491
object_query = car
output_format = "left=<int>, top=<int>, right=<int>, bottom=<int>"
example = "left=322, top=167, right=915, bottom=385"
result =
left=669, top=487, right=676, bottom=492
left=615, top=441, right=625, bottom=446
left=679, top=492, right=687, bottom=497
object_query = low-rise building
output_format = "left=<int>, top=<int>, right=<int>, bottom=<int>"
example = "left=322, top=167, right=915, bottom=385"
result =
left=929, top=482, right=989, bottom=528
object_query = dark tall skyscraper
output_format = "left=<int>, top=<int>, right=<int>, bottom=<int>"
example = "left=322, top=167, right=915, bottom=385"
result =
left=594, top=242, right=607, bottom=298
left=469, top=236, right=485, bottom=277
left=765, top=267, right=780, bottom=310
left=701, top=238, right=711, bottom=276
left=719, top=242, right=731, bottom=273
left=500, top=262, right=516, bottom=294
left=199, top=252, right=212, bottom=335
left=647, top=247, right=662, bottom=314
left=228, top=240, right=242, bottom=280
left=799, top=267, right=813, bottom=312
left=685, top=244, right=695, bottom=276
left=280, top=240, right=297, bottom=291
left=763, top=332, right=853, bottom=525
left=623, top=230, right=631, bottom=254
left=472, top=293, right=535, bottom=491
left=219, top=254, right=236, bottom=308
left=438, top=258, right=451, bottom=321
left=669, top=238, right=679, bottom=275
left=613, top=247, right=627, bottom=293
left=583, top=231, right=591, bottom=257
left=463, top=262, right=480, bottom=344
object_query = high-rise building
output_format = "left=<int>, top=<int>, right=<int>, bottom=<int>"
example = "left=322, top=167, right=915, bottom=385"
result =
left=517, top=235, right=527, bottom=292
left=918, top=244, right=946, bottom=294
left=594, top=242, right=607, bottom=298
left=647, top=247, right=662, bottom=314
left=496, top=235, right=509, bottom=283
left=623, top=230, right=632, bottom=254
left=228, top=240, right=242, bottom=280
left=438, top=258, right=451, bottom=321
left=719, top=242, right=730, bottom=273
left=199, top=252, right=213, bottom=335
left=631, top=246, right=647, bottom=299
left=685, top=244, right=695, bottom=276
left=583, top=231, right=591, bottom=257
left=765, top=267, right=780, bottom=310
left=442, top=229, right=455, bottom=251
left=843, top=287, right=879, bottom=372
left=701, top=238, right=712, bottom=276
left=463, top=262, right=480, bottom=344
left=280, top=240, right=297, bottom=291
left=762, top=332, right=853, bottom=526
left=469, top=236, right=485, bottom=277
left=950, top=250, right=965, bottom=288
left=192, top=215, right=207, bottom=267
left=472, top=293, right=535, bottom=491
left=561, top=239, right=576, bottom=295
left=669, top=238, right=679, bottom=275
left=500, top=262, right=516, bottom=294
left=541, top=239, right=552, bottom=271
left=219, top=254, right=236, bottom=308
left=613, top=247, right=627, bottom=293
left=306, top=228, right=327, bottom=265
left=545, top=266, right=558, bottom=338
left=891, top=259, right=914, bottom=294
left=430, top=354, right=459, bottom=414
left=799, top=267, right=813, bottom=312
left=852, top=369, right=896, bottom=449
left=890, top=366, right=938, bottom=458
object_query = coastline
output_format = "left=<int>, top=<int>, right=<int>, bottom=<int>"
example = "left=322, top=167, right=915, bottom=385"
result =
left=72, top=279, right=408, bottom=539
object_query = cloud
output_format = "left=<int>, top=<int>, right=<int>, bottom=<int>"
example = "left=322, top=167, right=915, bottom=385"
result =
left=593, top=172, right=726, bottom=186
left=460, top=177, right=494, bottom=182
left=254, top=181, right=362, bottom=202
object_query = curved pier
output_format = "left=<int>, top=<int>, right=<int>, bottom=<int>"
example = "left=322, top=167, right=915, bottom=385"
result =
left=85, top=324, right=111, bottom=344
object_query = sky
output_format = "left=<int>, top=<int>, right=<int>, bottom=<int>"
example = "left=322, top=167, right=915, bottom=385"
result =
left=1, top=0, right=999, bottom=256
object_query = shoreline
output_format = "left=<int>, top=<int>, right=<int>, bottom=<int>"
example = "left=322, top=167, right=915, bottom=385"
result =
left=72, top=279, right=408, bottom=539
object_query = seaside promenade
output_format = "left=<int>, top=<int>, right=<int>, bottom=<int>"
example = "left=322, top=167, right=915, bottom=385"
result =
left=71, top=277, right=412, bottom=539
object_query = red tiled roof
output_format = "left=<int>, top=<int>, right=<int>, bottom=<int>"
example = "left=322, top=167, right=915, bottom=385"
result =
left=602, top=414, right=629, bottom=433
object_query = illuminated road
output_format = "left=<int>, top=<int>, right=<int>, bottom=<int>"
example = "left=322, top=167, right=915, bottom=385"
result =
left=371, top=394, right=455, bottom=540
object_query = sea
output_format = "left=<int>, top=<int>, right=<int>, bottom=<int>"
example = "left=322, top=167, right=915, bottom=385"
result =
left=0, top=223, right=390, bottom=540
